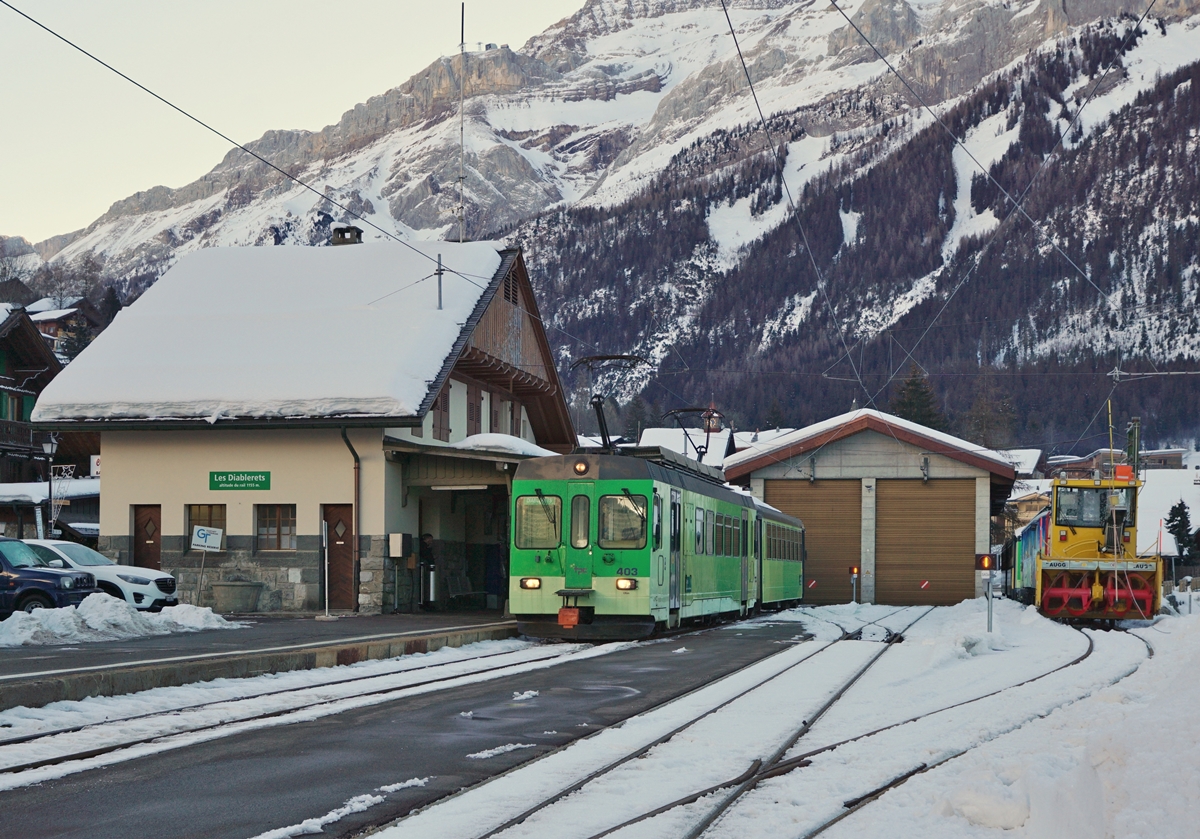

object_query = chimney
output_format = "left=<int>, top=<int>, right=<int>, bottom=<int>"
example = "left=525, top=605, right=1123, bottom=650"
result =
left=331, top=226, right=363, bottom=246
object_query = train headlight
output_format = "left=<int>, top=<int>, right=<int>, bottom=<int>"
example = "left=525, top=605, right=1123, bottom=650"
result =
left=519, top=578, right=542, bottom=590
left=615, top=577, right=637, bottom=591
left=573, top=460, right=589, bottom=476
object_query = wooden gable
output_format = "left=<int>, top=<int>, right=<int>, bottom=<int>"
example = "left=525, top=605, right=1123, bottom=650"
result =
left=449, top=250, right=574, bottom=452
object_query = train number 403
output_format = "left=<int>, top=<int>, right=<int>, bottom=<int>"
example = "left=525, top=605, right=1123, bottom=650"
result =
left=615, top=568, right=638, bottom=576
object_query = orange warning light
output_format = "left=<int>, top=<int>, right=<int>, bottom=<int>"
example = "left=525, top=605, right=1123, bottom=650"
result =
left=975, top=554, right=993, bottom=571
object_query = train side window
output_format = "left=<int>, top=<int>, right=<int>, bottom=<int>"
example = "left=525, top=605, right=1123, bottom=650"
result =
left=653, top=494, right=663, bottom=551
left=671, top=500, right=681, bottom=553
left=695, top=507, right=704, bottom=553
left=705, top=509, right=715, bottom=556
left=570, top=495, right=590, bottom=549
left=715, top=514, right=725, bottom=556
left=741, top=512, right=749, bottom=557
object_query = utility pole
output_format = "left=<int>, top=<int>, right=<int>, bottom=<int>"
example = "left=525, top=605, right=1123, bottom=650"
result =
left=436, top=254, right=443, bottom=310
left=458, top=3, right=466, bottom=244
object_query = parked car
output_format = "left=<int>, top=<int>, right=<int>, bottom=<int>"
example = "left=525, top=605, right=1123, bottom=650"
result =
left=0, top=537, right=98, bottom=618
left=24, top=540, right=178, bottom=611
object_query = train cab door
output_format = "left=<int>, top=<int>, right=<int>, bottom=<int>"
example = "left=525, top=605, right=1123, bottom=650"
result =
left=740, top=509, right=750, bottom=608
left=565, top=483, right=594, bottom=591
left=669, top=489, right=682, bottom=612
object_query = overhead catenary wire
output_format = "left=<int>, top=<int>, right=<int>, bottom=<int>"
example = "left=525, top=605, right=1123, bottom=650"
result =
left=824, top=0, right=1161, bottom=403
left=0, top=0, right=493, bottom=296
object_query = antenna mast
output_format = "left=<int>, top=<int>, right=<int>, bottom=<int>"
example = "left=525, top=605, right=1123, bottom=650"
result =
left=458, top=3, right=466, bottom=243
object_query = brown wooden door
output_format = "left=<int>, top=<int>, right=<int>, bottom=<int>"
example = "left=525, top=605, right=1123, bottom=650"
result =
left=323, top=504, right=355, bottom=610
left=133, top=505, right=162, bottom=570
left=764, top=480, right=861, bottom=605
left=875, top=480, right=976, bottom=605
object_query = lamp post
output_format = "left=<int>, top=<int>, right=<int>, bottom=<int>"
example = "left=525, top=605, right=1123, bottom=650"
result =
left=42, top=436, right=58, bottom=536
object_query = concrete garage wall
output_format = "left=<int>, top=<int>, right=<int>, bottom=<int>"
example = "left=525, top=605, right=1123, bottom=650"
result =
left=748, top=430, right=991, bottom=603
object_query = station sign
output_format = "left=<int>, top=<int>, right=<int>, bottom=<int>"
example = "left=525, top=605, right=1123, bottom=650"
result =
left=210, top=471, right=270, bottom=491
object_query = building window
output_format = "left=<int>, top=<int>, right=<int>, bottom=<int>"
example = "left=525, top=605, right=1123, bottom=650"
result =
left=187, top=505, right=226, bottom=549
left=432, top=386, right=451, bottom=442
left=510, top=401, right=521, bottom=437
left=257, top=504, right=296, bottom=550
left=467, top=384, right=482, bottom=436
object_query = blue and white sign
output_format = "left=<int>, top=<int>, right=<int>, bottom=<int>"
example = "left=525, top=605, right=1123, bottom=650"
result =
left=191, top=526, right=223, bottom=552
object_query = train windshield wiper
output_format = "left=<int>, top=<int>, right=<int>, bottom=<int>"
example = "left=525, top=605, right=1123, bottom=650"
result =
left=534, top=488, right=557, bottom=529
left=623, top=488, right=646, bottom=523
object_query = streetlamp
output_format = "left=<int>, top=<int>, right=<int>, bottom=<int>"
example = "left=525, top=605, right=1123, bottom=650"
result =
left=42, top=436, right=58, bottom=537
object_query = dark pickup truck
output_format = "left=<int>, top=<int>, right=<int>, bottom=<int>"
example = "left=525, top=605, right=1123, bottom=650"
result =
left=0, top=537, right=98, bottom=618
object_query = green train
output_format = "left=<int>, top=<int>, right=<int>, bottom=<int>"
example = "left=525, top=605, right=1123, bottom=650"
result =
left=508, top=446, right=806, bottom=640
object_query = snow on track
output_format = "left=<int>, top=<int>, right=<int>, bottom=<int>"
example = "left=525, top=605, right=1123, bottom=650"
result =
left=0, top=641, right=633, bottom=791
left=380, top=630, right=824, bottom=839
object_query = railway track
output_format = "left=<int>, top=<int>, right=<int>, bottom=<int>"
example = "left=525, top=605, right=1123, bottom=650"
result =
left=380, top=606, right=922, bottom=839
left=0, top=642, right=612, bottom=781
left=786, top=626, right=1155, bottom=839
left=0, top=608, right=826, bottom=788
left=406, top=608, right=1144, bottom=839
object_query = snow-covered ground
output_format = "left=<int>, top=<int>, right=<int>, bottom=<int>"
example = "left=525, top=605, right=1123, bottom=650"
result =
left=368, top=600, right=1193, bottom=839
left=0, top=639, right=632, bottom=791
left=0, top=594, right=239, bottom=647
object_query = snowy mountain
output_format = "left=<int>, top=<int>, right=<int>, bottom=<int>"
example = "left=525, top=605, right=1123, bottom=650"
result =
left=8, top=0, right=1200, bottom=447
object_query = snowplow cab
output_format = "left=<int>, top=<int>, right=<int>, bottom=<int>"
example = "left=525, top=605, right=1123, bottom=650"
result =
left=1036, top=468, right=1162, bottom=620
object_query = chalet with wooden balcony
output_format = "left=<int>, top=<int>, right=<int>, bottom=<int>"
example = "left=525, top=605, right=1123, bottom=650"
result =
left=33, top=238, right=574, bottom=615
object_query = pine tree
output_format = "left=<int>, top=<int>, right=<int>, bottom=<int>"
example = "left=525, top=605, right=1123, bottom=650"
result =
left=766, top=399, right=785, bottom=429
left=889, top=364, right=947, bottom=431
left=1165, top=501, right=1197, bottom=560
left=99, top=286, right=122, bottom=326
left=59, top=324, right=94, bottom=361
left=623, top=395, right=647, bottom=442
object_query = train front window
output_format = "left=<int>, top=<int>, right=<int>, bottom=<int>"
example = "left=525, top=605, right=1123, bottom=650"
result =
left=571, top=495, right=591, bottom=549
left=514, top=495, right=561, bottom=549
left=598, top=494, right=647, bottom=549
left=1055, top=487, right=1134, bottom=527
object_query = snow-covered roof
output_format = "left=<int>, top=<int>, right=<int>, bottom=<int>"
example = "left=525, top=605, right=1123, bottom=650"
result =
left=29, top=308, right=77, bottom=323
left=638, top=427, right=732, bottom=466
left=998, top=448, right=1043, bottom=475
left=725, top=408, right=1013, bottom=477
left=732, top=429, right=795, bottom=450
left=32, top=243, right=505, bottom=422
left=0, top=477, right=100, bottom=505
left=26, top=297, right=81, bottom=314
left=450, top=433, right=557, bottom=458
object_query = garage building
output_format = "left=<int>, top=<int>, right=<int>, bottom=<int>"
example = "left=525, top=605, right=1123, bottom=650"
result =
left=724, top=410, right=1015, bottom=606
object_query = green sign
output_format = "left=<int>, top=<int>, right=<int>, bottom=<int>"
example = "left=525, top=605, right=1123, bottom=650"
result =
left=210, top=471, right=271, bottom=491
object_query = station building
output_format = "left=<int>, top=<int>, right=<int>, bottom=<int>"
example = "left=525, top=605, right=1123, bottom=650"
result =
left=724, top=409, right=1015, bottom=606
left=33, top=239, right=574, bottom=614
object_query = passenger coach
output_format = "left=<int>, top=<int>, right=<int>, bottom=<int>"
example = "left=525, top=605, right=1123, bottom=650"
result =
left=508, top=447, right=805, bottom=640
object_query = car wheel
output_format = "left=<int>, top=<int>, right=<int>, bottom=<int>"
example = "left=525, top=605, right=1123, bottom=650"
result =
left=19, top=594, right=53, bottom=613
left=97, top=582, right=124, bottom=599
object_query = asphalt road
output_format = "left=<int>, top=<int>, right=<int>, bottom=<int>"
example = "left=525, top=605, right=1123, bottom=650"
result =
left=2, top=620, right=810, bottom=839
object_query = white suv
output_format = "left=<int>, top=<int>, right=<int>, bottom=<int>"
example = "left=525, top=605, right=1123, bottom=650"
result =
left=25, top=540, right=179, bottom=611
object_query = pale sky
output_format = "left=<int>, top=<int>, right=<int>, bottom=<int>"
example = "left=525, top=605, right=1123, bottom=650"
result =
left=0, top=0, right=583, bottom=243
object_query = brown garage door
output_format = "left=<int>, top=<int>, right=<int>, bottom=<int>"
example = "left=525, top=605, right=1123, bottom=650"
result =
left=876, top=479, right=976, bottom=605
left=764, top=480, right=861, bottom=605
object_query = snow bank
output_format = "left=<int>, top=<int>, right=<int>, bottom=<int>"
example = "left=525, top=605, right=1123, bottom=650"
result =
left=813, top=616, right=1200, bottom=839
left=0, top=594, right=241, bottom=647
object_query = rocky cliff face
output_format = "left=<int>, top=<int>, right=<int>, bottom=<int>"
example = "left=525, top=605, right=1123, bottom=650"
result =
left=9, top=0, right=1200, bottom=444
